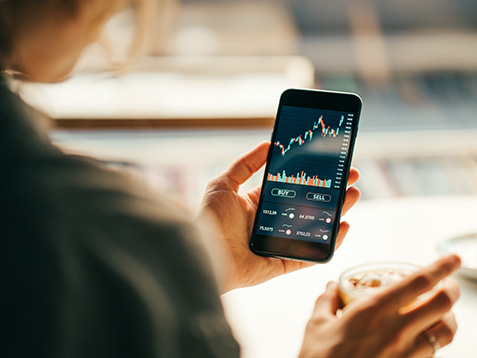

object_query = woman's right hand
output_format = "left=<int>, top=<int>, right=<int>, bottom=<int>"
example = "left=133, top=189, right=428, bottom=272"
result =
left=299, top=254, right=461, bottom=358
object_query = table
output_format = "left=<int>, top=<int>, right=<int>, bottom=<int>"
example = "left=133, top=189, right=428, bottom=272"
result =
left=222, top=196, right=477, bottom=358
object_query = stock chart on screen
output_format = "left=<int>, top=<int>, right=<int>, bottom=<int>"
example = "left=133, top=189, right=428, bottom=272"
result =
left=255, top=105, right=355, bottom=243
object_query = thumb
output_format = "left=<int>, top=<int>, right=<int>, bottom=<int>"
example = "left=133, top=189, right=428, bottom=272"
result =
left=221, top=141, right=269, bottom=191
left=312, top=282, right=342, bottom=319
left=246, top=184, right=262, bottom=206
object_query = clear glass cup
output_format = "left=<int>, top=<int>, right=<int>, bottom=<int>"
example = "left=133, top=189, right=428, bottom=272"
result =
left=338, top=262, right=420, bottom=305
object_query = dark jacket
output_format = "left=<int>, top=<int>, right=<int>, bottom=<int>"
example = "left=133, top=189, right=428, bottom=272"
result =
left=0, top=77, right=240, bottom=357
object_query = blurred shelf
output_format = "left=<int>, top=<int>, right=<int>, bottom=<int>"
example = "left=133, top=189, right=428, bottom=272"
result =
left=355, top=129, right=477, bottom=159
left=52, top=117, right=274, bottom=130
left=18, top=56, right=314, bottom=129
left=318, top=71, right=477, bottom=134
left=302, top=32, right=477, bottom=74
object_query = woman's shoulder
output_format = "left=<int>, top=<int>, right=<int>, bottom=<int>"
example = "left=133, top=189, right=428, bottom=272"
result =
left=0, top=78, right=52, bottom=152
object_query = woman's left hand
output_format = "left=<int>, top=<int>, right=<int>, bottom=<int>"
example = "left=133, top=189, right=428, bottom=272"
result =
left=197, top=141, right=361, bottom=293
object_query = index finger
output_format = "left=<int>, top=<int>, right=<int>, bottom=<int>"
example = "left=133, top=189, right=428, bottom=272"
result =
left=347, top=168, right=360, bottom=186
left=379, top=254, right=461, bottom=309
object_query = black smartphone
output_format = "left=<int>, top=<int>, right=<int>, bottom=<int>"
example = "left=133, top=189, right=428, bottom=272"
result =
left=250, top=88, right=362, bottom=263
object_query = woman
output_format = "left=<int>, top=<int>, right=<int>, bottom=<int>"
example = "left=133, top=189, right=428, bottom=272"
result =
left=0, top=1, right=461, bottom=357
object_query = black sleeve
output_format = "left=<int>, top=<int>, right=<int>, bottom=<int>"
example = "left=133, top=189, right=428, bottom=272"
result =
left=0, top=86, right=240, bottom=358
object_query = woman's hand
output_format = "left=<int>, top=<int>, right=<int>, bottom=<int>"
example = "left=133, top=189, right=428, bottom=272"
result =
left=197, top=141, right=360, bottom=293
left=299, top=254, right=461, bottom=358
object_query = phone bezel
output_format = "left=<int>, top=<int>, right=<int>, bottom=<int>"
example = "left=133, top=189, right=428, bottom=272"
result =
left=249, top=88, right=362, bottom=263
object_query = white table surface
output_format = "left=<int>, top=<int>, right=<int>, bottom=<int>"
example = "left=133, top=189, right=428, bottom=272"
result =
left=222, top=196, right=477, bottom=358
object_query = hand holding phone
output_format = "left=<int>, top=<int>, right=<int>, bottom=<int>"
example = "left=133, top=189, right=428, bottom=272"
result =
left=198, top=144, right=359, bottom=292
left=250, top=88, right=362, bottom=263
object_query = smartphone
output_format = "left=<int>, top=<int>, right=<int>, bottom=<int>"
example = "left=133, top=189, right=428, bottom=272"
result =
left=249, top=88, right=362, bottom=263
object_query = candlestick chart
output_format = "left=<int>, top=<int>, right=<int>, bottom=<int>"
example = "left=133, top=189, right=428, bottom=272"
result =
left=274, top=115, right=345, bottom=157
left=267, top=106, right=350, bottom=189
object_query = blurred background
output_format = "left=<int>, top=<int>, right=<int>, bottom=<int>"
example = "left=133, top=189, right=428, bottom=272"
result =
left=18, top=0, right=477, bottom=210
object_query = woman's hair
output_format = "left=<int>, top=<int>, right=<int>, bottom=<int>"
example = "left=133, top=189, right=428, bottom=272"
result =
left=0, top=0, right=167, bottom=73
left=0, top=1, right=82, bottom=69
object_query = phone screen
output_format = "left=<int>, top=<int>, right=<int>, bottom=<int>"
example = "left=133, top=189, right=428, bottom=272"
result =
left=250, top=89, right=361, bottom=262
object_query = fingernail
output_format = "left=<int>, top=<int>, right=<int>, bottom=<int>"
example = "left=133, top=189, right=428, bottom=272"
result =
left=450, top=254, right=462, bottom=267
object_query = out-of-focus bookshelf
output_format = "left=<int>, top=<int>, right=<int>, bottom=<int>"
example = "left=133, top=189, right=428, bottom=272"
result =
left=19, top=0, right=477, bottom=208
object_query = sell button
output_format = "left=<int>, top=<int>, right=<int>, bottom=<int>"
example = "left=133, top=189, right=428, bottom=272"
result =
left=271, top=188, right=296, bottom=198
left=306, top=193, right=331, bottom=202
